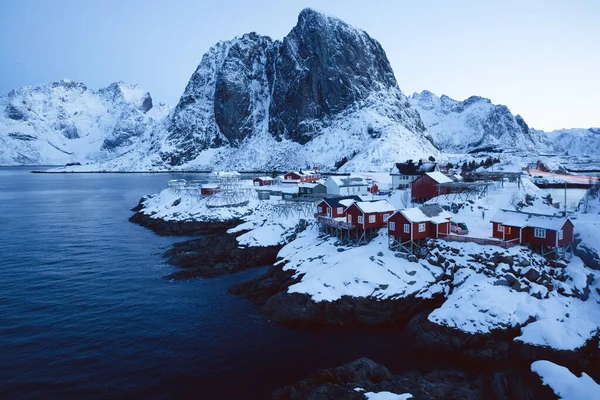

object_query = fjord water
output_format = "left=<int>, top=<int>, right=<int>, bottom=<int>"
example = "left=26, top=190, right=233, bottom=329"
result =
left=0, top=167, right=406, bottom=399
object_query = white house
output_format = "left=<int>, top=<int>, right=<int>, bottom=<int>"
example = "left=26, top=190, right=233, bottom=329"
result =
left=325, top=175, right=369, bottom=196
left=391, top=160, right=439, bottom=189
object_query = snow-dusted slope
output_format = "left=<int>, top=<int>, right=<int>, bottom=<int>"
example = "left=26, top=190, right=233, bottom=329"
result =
left=409, top=90, right=541, bottom=154
left=0, top=79, right=169, bottom=165
left=100, top=8, right=438, bottom=172
left=537, top=127, right=600, bottom=156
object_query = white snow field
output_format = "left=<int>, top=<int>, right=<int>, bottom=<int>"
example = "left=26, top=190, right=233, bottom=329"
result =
left=531, top=360, right=600, bottom=400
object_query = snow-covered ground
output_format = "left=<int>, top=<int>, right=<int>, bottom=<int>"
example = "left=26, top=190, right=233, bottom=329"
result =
left=531, top=360, right=600, bottom=400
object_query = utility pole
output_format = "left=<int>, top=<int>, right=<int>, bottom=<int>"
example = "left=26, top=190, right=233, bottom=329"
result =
left=563, top=180, right=567, bottom=217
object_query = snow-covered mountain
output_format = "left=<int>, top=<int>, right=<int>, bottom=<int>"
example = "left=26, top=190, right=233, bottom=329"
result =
left=0, top=79, right=169, bottom=165
left=536, top=127, right=600, bottom=156
left=409, top=90, right=543, bottom=154
left=108, top=8, right=439, bottom=172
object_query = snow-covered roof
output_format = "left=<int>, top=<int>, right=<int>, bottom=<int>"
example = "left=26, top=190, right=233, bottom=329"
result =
left=321, top=195, right=362, bottom=208
left=202, top=184, right=220, bottom=189
left=391, top=161, right=438, bottom=175
left=398, top=204, right=452, bottom=224
left=254, top=176, right=274, bottom=181
left=339, top=199, right=355, bottom=207
left=280, top=187, right=299, bottom=194
left=298, top=182, right=325, bottom=188
left=425, top=171, right=453, bottom=184
left=490, top=209, right=571, bottom=231
left=327, top=175, right=368, bottom=187
left=354, top=200, right=395, bottom=214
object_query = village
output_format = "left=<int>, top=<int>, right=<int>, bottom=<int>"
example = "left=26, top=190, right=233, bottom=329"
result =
left=165, top=158, right=583, bottom=264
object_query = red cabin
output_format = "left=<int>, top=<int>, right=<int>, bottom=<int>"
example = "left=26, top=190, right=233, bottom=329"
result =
left=316, top=196, right=362, bottom=218
left=201, top=184, right=220, bottom=195
left=253, top=176, right=274, bottom=186
left=490, top=210, right=574, bottom=248
left=284, top=170, right=319, bottom=184
left=345, top=200, right=395, bottom=230
left=368, top=183, right=379, bottom=194
left=411, top=172, right=453, bottom=202
left=387, top=204, right=451, bottom=242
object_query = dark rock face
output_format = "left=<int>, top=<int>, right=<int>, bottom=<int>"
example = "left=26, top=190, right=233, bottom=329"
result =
left=129, top=209, right=242, bottom=236
left=160, top=8, right=427, bottom=166
left=271, top=357, right=557, bottom=400
left=269, top=9, right=401, bottom=144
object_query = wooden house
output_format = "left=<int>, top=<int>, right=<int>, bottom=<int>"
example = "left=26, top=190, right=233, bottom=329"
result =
left=200, top=184, right=220, bottom=196
left=316, top=196, right=362, bottom=218
left=411, top=171, right=453, bottom=202
left=490, top=209, right=574, bottom=256
left=391, top=160, right=439, bottom=189
left=283, top=170, right=319, bottom=184
left=345, top=200, right=395, bottom=234
left=387, top=204, right=452, bottom=254
left=325, top=175, right=369, bottom=196
left=299, top=182, right=327, bottom=196
left=253, top=176, right=274, bottom=186
left=367, top=183, right=379, bottom=194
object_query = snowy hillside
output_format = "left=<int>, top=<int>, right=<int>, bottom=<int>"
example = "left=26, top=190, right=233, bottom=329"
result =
left=409, top=90, right=543, bottom=154
left=81, top=8, right=439, bottom=172
left=0, top=79, right=169, bottom=165
left=536, top=127, right=600, bottom=157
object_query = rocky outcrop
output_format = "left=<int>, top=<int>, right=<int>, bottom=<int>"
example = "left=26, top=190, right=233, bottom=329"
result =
left=230, top=264, right=442, bottom=327
left=154, top=8, right=437, bottom=171
left=271, top=357, right=557, bottom=400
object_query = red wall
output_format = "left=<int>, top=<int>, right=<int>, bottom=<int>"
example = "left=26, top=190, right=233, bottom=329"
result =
left=285, top=172, right=301, bottom=180
left=559, top=220, right=574, bottom=246
left=316, top=201, right=329, bottom=216
left=411, top=175, right=447, bottom=201
left=346, top=204, right=389, bottom=229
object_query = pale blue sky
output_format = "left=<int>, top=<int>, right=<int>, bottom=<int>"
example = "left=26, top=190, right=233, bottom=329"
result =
left=1, top=0, right=598, bottom=131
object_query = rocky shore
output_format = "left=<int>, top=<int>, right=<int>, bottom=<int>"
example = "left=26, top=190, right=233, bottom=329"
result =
left=271, top=357, right=557, bottom=400
left=129, top=196, right=283, bottom=279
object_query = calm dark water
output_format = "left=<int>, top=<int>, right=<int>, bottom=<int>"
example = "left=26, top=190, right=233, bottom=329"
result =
left=0, top=167, right=409, bottom=400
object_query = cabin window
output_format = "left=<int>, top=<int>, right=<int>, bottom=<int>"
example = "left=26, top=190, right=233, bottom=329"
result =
left=418, top=223, right=426, bottom=232
left=347, top=214, right=352, bottom=223
left=497, top=224, right=504, bottom=233
left=318, top=207, right=323, bottom=213
left=337, top=207, right=343, bottom=215
left=389, top=222, right=395, bottom=231
left=369, top=215, right=376, bottom=223
left=558, top=230, right=563, bottom=240
left=506, top=227, right=512, bottom=235
left=358, top=215, right=364, bottom=224
left=404, top=224, right=410, bottom=233
left=534, top=228, right=546, bottom=238
left=383, top=214, right=390, bottom=221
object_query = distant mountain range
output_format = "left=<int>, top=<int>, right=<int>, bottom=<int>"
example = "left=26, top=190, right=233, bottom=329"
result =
left=0, top=8, right=598, bottom=169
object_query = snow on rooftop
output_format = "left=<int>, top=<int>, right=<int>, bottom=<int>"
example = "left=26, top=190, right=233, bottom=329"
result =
left=400, top=205, right=451, bottom=223
left=425, top=171, right=452, bottom=183
left=328, top=175, right=369, bottom=186
left=531, top=360, right=600, bottom=400
left=491, top=209, right=569, bottom=230
left=339, top=199, right=356, bottom=207
left=355, top=200, right=395, bottom=213
left=254, top=176, right=274, bottom=181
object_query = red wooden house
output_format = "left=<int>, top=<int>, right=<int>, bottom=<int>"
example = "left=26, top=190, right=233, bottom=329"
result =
left=387, top=204, right=451, bottom=254
left=411, top=172, right=453, bottom=202
left=283, top=170, right=319, bottom=184
left=253, top=176, right=274, bottom=186
left=200, top=184, right=220, bottom=195
left=316, top=196, right=361, bottom=218
left=367, top=183, right=379, bottom=194
left=490, top=210, right=574, bottom=255
left=345, top=200, right=395, bottom=233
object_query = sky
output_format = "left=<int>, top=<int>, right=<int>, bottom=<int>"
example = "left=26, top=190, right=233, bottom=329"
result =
left=0, top=0, right=598, bottom=131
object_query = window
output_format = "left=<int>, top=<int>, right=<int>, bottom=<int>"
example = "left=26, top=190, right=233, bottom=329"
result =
left=389, top=222, right=395, bottom=231
left=534, top=228, right=546, bottom=238
left=404, top=224, right=410, bottom=233
left=383, top=214, right=390, bottom=221
left=347, top=214, right=352, bottom=223
left=497, top=224, right=504, bottom=233
left=418, top=223, right=426, bottom=232
left=327, top=207, right=331, bottom=216
left=369, top=215, right=376, bottom=223
left=337, top=207, right=343, bottom=215
left=358, top=215, right=364, bottom=224
left=318, top=207, right=323, bottom=213
left=506, top=227, right=512, bottom=235
left=558, top=230, right=563, bottom=240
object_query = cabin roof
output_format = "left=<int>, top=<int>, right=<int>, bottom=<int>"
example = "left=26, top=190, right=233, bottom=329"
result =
left=321, top=195, right=362, bottom=208
left=397, top=204, right=452, bottom=224
left=490, top=209, right=571, bottom=230
left=328, top=175, right=368, bottom=187
left=392, top=161, right=438, bottom=175
left=254, top=176, right=274, bottom=181
left=353, top=200, right=396, bottom=214
left=423, top=171, right=453, bottom=184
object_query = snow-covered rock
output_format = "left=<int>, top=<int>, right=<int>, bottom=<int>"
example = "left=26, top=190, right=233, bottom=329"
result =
left=0, top=79, right=169, bottom=165
left=531, top=360, right=600, bottom=400
left=84, top=8, right=439, bottom=172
